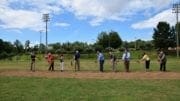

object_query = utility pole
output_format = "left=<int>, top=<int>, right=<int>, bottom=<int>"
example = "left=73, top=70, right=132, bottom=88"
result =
left=173, top=3, right=180, bottom=58
left=43, top=14, right=50, bottom=53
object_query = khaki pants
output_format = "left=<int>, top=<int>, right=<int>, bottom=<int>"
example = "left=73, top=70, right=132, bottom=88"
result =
left=31, top=60, right=35, bottom=71
left=60, top=62, right=64, bottom=71
left=75, top=59, right=80, bottom=71
left=111, top=60, right=116, bottom=72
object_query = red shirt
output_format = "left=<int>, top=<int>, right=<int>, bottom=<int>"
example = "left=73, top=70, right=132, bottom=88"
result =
left=47, top=55, right=54, bottom=63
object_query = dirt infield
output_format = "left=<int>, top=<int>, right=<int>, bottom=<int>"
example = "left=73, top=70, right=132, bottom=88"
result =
left=0, top=69, right=180, bottom=79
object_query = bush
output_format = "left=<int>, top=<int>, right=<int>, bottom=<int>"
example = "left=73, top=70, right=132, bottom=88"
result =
left=0, top=51, right=8, bottom=59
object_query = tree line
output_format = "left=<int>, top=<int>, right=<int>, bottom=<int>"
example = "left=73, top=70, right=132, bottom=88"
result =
left=0, top=21, right=179, bottom=59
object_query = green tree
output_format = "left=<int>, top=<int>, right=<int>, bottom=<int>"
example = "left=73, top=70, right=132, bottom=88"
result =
left=14, top=39, right=24, bottom=53
left=0, top=39, right=16, bottom=59
left=109, top=31, right=122, bottom=49
left=49, top=42, right=61, bottom=52
left=25, top=40, right=30, bottom=52
left=3, top=41, right=15, bottom=53
left=94, top=44, right=103, bottom=52
left=33, top=45, right=39, bottom=52
left=0, top=39, right=4, bottom=53
left=144, top=40, right=154, bottom=50
left=97, top=31, right=122, bottom=49
left=39, top=43, right=46, bottom=53
left=122, top=41, right=129, bottom=49
left=62, top=42, right=73, bottom=53
left=97, top=31, right=109, bottom=49
left=153, top=22, right=176, bottom=50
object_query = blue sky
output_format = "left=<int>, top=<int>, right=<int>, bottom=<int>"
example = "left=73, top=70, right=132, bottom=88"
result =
left=0, top=0, right=179, bottom=46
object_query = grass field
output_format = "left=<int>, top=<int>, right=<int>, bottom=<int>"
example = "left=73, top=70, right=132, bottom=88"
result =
left=0, top=77, right=180, bottom=101
left=0, top=55, right=180, bottom=101
left=0, top=58, right=180, bottom=72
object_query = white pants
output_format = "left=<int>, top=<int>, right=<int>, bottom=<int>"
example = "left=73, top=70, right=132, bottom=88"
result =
left=60, top=62, right=64, bottom=70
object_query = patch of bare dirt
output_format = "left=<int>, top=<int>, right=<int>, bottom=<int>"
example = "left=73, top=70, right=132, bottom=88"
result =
left=0, top=69, right=180, bottom=79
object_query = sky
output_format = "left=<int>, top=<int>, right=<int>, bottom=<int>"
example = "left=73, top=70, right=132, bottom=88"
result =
left=0, top=0, right=179, bottom=46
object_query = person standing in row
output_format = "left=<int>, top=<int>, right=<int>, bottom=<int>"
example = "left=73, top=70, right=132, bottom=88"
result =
left=97, top=50, right=105, bottom=72
left=74, top=50, right=80, bottom=71
left=48, top=52, right=55, bottom=71
left=30, top=52, right=36, bottom=72
left=109, top=51, right=117, bottom=72
left=59, top=54, right=64, bottom=72
left=122, top=49, right=130, bottom=72
left=141, top=52, right=150, bottom=71
left=158, top=50, right=167, bottom=71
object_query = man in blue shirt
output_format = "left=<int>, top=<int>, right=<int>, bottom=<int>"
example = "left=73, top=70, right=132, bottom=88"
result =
left=97, top=50, right=104, bottom=72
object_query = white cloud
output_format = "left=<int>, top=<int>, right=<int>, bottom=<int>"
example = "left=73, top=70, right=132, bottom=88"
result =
left=58, top=0, right=172, bottom=26
left=0, top=0, right=62, bottom=31
left=29, top=41, right=40, bottom=48
left=0, top=0, right=9, bottom=7
left=131, top=9, right=176, bottom=29
left=0, top=8, right=43, bottom=31
left=89, top=18, right=103, bottom=26
left=0, top=0, right=175, bottom=30
left=54, top=22, right=70, bottom=27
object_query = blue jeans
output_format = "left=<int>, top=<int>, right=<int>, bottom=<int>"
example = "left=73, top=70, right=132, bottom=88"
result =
left=99, top=60, right=104, bottom=72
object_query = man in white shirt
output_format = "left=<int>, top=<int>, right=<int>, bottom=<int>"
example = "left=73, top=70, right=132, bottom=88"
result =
left=122, top=49, right=130, bottom=72
left=158, top=50, right=167, bottom=71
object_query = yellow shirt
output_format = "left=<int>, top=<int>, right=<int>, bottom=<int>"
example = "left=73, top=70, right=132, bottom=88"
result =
left=142, top=54, right=150, bottom=61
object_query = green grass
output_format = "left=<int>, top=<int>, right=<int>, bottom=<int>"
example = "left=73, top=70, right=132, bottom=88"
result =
left=0, top=76, right=180, bottom=101
left=1, top=50, right=179, bottom=72
left=0, top=53, right=180, bottom=101
left=0, top=58, right=180, bottom=72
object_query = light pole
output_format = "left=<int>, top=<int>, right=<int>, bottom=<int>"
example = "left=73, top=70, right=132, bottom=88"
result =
left=108, top=31, right=111, bottom=50
left=172, top=3, right=180, bottom=58
left=134, top=37, right=137, bottom=50
left=39, top=30, right=43, bottom=53
left=108, top=35, right=110, bottom=48
left=39, top=30, right=43, bottom=45
left=43, top=13, right=50, bottom=53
